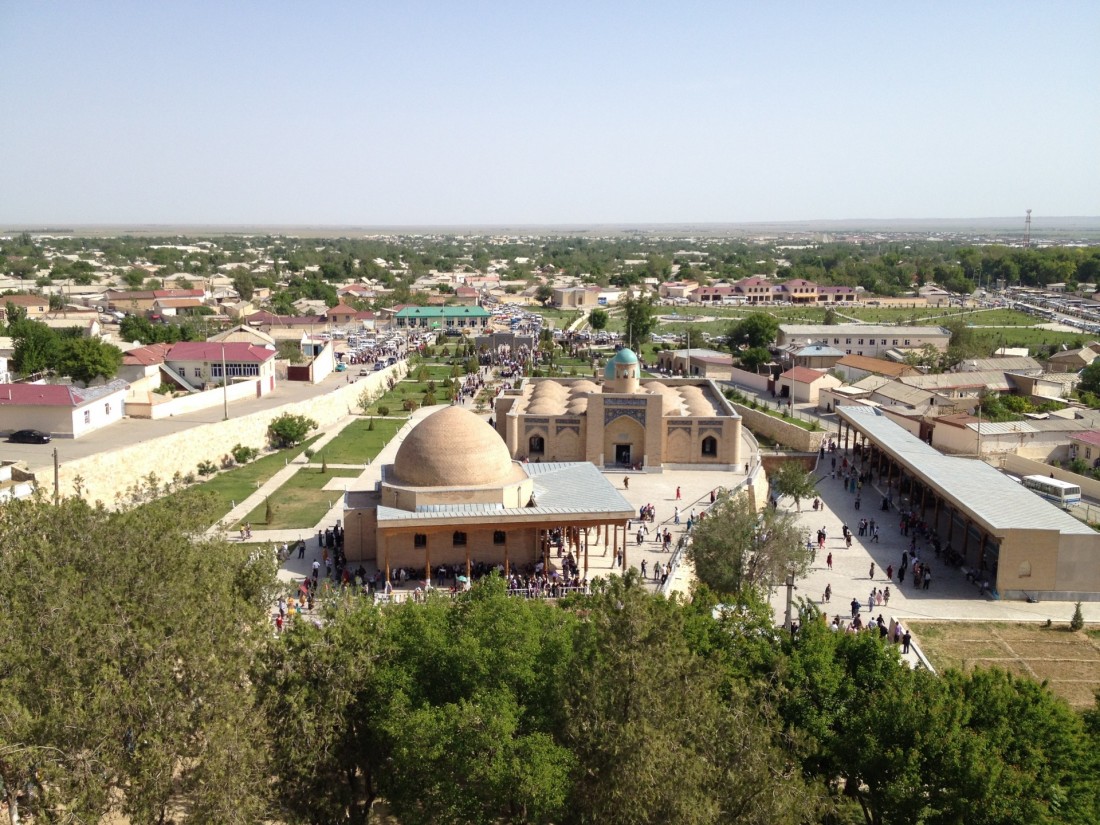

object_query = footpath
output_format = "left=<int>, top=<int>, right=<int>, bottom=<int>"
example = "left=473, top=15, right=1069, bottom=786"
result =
left=775, top=451, right=1100, bottom=667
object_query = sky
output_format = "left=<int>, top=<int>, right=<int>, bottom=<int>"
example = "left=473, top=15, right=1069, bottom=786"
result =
left=1, top=1, right=1098, bottom=226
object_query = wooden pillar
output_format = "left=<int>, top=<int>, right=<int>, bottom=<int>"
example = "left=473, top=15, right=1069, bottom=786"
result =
left=424, top=539, right=431, bottom=586
left=946, top=509, right=955, bottom=545
left=962, top=518, right=971, bottom=560
left=978, top=531, right=987, bottom=569
left=385, top=543, right=390, bottom=585
left=465, top=543, right=471, bottom=581
left=920, top=484, right=927, bottom=515
left=933, top=495, right=941, bottom=534
left=621, top=522, right=627, bottom=571
left=583, top=528, right=589, bottom=577
left=542, top=530, right=549, bottom=574
left=503, top=535, right=509, bottom=578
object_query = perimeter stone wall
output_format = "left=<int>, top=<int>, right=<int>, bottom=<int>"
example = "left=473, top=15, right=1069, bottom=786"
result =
left=731, top=402, right=826, bottom=453
left=59, top=362, right=407, bottom=506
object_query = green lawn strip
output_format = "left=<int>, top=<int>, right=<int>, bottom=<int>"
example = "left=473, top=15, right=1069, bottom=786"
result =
left=243, top=467, right=360, bottom=530
left=970, top=327, right=1084, bottom=355
left=196, top=434, right=323, bottom=517
left=314, top=417, right=404, bottom=465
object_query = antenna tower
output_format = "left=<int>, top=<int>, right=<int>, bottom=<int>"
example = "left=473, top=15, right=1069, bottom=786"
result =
left=1024, top=209, right=1032, bottom=247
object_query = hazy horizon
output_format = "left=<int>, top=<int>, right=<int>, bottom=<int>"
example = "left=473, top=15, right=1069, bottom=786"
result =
left=2, top=2, right=1097, bottom=226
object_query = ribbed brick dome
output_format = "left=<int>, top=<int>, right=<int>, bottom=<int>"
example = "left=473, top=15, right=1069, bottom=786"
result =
left=393, top=406, right=516, bottom=487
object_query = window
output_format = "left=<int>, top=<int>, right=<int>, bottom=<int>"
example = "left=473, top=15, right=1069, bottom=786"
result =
left=1087, top=448, right=1092, bottom=460
left=833, top=338, right=840, bottom=344
left=892, top=339, right=898, bottom=346
left=104, top=402, right=111, bottom=415
left=414, top=533, right=427, bottom=548
left=453, top=531, right=467, bottom=547
left=529, top=434, right=545, bottom=454
left=493, top=530, right=506, bottom=545
left=701, top=436, right=718, bottom=456
left=857, top=338, right=864, bottom=345
left=881, top=339, right=887, bottom=345
left=846, top=349, right=851, bottom=355
left=193, top=367, right=202, bottom=378
left=845, top=338, right=851, bottom=344
left=83, top=410, right=91, bottom=424
left=904, top=339, right=911, bottom=346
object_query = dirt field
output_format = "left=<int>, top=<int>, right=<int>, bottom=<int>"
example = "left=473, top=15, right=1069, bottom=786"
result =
left=909, top=621, right=1100, bottom=709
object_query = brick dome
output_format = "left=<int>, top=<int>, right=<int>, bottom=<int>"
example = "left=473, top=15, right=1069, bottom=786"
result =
left=392, top=406, right=516, bottom=487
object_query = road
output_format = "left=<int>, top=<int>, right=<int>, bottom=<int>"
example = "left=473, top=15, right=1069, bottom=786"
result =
left=3, top=363, right=401, bottom=475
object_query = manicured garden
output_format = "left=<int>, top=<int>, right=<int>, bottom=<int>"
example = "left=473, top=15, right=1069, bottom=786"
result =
left=194, top=435, right=322, bottom=517
left=242, top=467, right=361, bottom=530
left=315, top=417, right=404, bottom=465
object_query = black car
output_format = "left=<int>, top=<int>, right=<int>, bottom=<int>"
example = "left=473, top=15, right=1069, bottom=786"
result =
left=8, top=429, right=51, bottom=444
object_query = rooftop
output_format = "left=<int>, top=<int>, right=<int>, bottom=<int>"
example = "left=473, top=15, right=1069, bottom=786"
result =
left=840, top=406, right=1095, bottom=536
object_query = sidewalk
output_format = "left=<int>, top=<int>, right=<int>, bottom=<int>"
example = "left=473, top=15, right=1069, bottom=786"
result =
left=771, top=455, right=1100, bottom=665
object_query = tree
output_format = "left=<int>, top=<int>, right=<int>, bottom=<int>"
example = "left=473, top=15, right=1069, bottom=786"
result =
left=727, top=313, right=778, bottom=350
left=823, top=307, right=840, bottom=325
left=688, top=491, right=810, bottom=598
left=122, top=268, right=146, bottom=288
left=232, top=271, right=255, bottom=301
left=738, top=346, right=771, bottom=373
left=619, top=294, right=659, bottom=347
left=535, top=284, right=554, bottom=305
left=0, top=481, right=274, bottom=823
left=10, top=319, right=61, bottom=376
left=771, top=460, right=817, bottom=511
left=558, top=573, right=814, bottom=825
left=1077, top=359, right=1100, bottom=396
left=268, top=412, right=318, bottom=447
left=57, top=337, right=123, bottom=383
left=587, top=307, right=609, bottom=330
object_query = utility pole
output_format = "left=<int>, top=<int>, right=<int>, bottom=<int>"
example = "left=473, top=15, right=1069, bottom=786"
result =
left=783, top=571, right=797, bottom=631
left=221, top=342, right=229, bottom=421
left=53, top=447, right=60, bottom=503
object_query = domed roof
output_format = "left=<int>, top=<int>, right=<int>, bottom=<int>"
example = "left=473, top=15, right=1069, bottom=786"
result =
left=604, top=347, right=639, bottom=379
left=392, top=407, right=517, bottom=487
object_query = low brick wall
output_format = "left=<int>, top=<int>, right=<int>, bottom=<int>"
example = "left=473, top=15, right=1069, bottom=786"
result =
left=59, top=362, right=407, bottom=506
left=732, top=402, right=826, bottom=453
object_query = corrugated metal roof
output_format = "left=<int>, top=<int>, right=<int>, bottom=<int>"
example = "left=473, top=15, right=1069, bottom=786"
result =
left=376, top=462, right=634, bottom=523
left=840, top=406, right=1095, bottom=535
left=964, top=421, right=1038, bottom=435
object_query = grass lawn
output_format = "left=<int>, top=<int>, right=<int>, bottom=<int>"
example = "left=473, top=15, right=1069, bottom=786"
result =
left=362, top=380, right=441, bottom=415
left=195, top=435, right=322, bottom=518
left=316, top=417, right=404, bottom=464
left=408, top=363, right=460, bottom=381
left=908, top=620, right=1100, bottom=709
left=970, top=327, right=1085, bottom=355
left=243, top=467, right=361, bottom=530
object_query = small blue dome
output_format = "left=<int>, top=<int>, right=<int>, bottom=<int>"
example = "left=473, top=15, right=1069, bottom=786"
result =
left=604, top=347, right=639, bottom=379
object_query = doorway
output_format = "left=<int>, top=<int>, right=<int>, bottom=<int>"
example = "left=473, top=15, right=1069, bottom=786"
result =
left=615, top=444, right=632, bottom=466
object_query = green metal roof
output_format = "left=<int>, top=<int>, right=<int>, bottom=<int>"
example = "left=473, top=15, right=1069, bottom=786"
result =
left=395, top=306, right=490, bottom=319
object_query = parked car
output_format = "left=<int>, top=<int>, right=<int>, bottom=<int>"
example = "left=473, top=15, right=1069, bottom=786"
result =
left=8, top=429, right=51, bottom=444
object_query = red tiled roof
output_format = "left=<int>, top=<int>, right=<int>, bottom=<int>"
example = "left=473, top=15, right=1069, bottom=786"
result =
left=3, top=294, right=48, bottom=306
left=1069, top=430, right=1100, bottom=447
left=326, top=303, right=358, bottom=316
left=781, top=366, right=828, bottom=384
left=154, top=298, right=203, bottom=308
left=122, top=343, right=173, bottom=366
left=0, top=383, right=85, bottom=407
left=166, top=342, right=276, bottom=363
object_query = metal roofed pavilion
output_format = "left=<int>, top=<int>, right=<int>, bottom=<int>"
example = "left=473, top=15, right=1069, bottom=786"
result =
left=839, top=406, right=1095, bottom=536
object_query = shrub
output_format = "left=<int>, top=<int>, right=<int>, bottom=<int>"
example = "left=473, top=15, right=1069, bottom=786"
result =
left=1070, top=601, right=1084, bottom=632
left=403, top=398, right=419, bottom=411
left=377, top=405, right=390, bottom=417
left=268, top=412, right=318, bottom=448
left=304, top=448, right=315, bottom=460
left=231, top=443, right=259, bottom=464
left=196, top=460, right=217, bottom=476
left=423, top=391, right=437, bottom=406
left=221, top=455, right=235, bottom=469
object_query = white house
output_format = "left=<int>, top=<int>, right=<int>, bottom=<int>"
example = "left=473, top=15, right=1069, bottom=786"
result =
left=164, top=341, right=277, bottom=394
left=0, top=380, right=128, bottom=438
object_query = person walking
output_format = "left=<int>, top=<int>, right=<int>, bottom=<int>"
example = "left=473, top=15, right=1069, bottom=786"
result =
left=826, top=552, right=833, bottom=570
left=675, top=486, right=681, bottom=500
left=869, top=562, right=875, bottom=579
left=824, top=583, right=832, bottom=603
left=902, top=629, right=912, bottom=654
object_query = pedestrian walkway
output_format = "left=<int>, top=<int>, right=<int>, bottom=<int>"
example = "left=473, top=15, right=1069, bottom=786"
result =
left=772, top=450, right=1100, bottom=666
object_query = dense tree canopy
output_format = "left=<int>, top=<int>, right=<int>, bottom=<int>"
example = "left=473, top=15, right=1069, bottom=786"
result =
left=727, top=313, right=779, bottom=350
